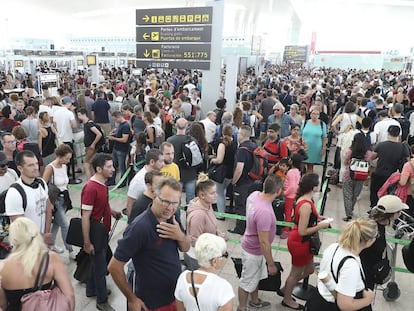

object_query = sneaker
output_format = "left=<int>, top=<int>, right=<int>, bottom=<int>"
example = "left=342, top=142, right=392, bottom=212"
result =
left=280, top=231, right=290, bottom=240
left=248, top=299, right=271, bottom=309
left=96, top=302, right=115, bottom=311
left=69, top=250, right=77, bottom=260
left=51, top=246, right=64, bottom=254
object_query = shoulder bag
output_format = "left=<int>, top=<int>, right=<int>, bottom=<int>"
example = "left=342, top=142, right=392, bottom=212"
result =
left=66, top=217, right=108, bottom=252
left=21, top=252, right=70, bottom=311
left=47, top=165, right=61, bottom=206
left=207, top=163, right=227, bottom=183
left=371, top=248, right=392, bottom=285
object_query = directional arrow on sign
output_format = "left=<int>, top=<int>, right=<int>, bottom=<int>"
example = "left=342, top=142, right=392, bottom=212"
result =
left=143, top=49, right=150, bottom=58
left=142, top=15, right=149, bottom=22
left=142, top=33, right=150, bottom=40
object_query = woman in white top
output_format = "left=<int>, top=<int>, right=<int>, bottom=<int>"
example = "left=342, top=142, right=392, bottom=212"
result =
left=331, top=101, right=362, bottom=135
left=42, top=144, right=76, bottom=259
left=175, top=233, right=234, bottom=311
left=305, top=218, right=376, bottom=311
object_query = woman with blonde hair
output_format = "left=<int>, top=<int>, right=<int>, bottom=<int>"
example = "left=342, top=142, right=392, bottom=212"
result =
left=175, top=233, right=234, bottom=311
left=305, top=218, right=377, bottom=311
left=185, top=173, right=227, bottom=270
left=0, top=217, right=75, bottom=311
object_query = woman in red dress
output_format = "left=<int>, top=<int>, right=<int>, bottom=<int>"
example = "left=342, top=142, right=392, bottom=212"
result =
left=281, top=173, right=331, bottom=310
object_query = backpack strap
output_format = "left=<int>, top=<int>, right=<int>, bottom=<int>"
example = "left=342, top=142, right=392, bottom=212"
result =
left=330, top=245, right=366, bottom=285
left=10, top=183, right=27, bottom=212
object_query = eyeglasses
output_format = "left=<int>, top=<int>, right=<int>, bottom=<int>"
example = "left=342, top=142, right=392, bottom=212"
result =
left=157, top=195, right=180, bottom=207
left=3, top=140, right=16, bottom=144
left=274, top=109, right=281, bottom=112
left=221, top=251, right=229, bottom=259
left=0, top=164, right=7, bottom=168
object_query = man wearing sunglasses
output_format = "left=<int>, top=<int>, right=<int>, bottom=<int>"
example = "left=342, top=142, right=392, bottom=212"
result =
left=109, top=177, right=190, bottom=311
left=267, top=102, right=296, bottom=139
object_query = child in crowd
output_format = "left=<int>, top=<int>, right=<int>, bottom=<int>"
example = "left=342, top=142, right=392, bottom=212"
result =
left=280, top=153, right=303, bottom=239
left=275, top=157, right=290, bottom=183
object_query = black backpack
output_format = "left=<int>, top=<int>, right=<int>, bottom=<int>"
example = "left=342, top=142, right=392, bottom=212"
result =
left=87, top=121, right=106, bottom=152
left=0, top=179, right=45, bottom=214
left=394, top=117, right=410, bottom=142
left=360, top=130, right=372, bottom=150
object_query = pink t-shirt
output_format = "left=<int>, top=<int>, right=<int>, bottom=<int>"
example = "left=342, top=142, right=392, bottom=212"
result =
left=401, top=160, right=414, bottom=179
left=241, top=191, right=276, bottom=255
left=283, top=168, right=301, bottom=199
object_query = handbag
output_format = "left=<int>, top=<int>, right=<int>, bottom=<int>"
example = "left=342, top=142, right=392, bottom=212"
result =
left=231, top=257, right=283, bottom=291
left=47, top=165, right=61, bottom=206
left=207, top=163, right=227, bottom=183
left=74, top=246, right=113, bottom=283
left=349, top=158, right=369, bottom=181
left=309, top=231, right=322, bottom=255
left=21, top=252, right=70, bottom=311
left=66, top=217, right=108, bottom=252
left=372, top=258, right=392, bottom=285
left=207, top=163, right=226, bottom=183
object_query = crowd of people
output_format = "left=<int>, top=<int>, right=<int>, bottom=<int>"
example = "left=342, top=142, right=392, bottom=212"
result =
left=0, top=64, right=413, bottom=311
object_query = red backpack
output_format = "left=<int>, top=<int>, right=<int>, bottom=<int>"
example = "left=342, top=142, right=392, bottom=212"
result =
left=240, top=146, right=268, bottom=180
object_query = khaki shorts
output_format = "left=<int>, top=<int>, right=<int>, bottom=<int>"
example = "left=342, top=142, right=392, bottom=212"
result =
left=84, top=146, right=97, bottom=163
left=239, top=249, right=268, bottom=293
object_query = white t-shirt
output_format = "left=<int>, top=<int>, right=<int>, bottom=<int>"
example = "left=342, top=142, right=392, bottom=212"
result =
left=48, top=163, right=68, bottom=191
left=318, top=243, right=365, bottom=303
left=5, top=178, right=49, bottom=233
left=38, top=105, right=53, bottom=118
left=53, top=106, right=75, bottom=142
left=200, top=118, right=216, bottom=143
left=374, top=118, right=401, bottom=143
left=175, top=270, right=234, bottom=311
left=153, top=116, right=162, bottom=128
left=127, top=166, right=148, bottom=199
left=0, top=169, right=18, bottom=193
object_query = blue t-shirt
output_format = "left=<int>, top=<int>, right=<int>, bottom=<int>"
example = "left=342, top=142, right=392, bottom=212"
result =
left=92, top=99, right=110, bottom=123
left=113, top=121, right=131, bottom=152
left=114, top=208, right=182, bottom=309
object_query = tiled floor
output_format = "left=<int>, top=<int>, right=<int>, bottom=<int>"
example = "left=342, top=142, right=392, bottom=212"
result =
left=59, top=157, right=413, bottom=311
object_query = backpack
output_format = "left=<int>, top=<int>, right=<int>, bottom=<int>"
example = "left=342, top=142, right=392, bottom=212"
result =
left=87, top=121, right=106, bottom=152
left=242, top=111, right=250, bottom=125
left=0, top=179, right=46, bottom=214
left=240, top=146, right=268, bottom=180
left=393, top=116, right=410, bottom=142
left=349, top=158, right=369, bottom=181
left=150, top=125, right=165, bottom=148
left=303, top=118, right=323, bottom=132
left=360, top=130, right=372, bottom=150
left=180, top=137, right=203, bottom=168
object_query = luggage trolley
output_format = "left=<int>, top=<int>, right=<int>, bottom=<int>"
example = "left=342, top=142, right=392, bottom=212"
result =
left=378, top=211, right=414, bottom=301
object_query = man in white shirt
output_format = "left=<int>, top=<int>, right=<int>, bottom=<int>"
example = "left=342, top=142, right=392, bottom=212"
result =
left=53, top=102, right=77, bottom=174
left=126, top=149, right=164, bottom=216
left=374, top=110, right=401, bottom=143
left=0, top=151, right=18, bottom=192
left=5, top=150, right=52, bottom=244
left=200, top=111, right=217, bottom=144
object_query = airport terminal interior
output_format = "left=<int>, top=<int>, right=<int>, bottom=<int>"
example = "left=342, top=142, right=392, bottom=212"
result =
left=1, top=0, right=414, bottom=311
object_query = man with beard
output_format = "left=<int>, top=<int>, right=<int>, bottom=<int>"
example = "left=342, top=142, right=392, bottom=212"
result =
left=160, top=142, right=180, bottom=181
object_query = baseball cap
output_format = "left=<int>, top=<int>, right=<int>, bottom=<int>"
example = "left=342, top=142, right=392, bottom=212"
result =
left=376, top=195, right=409, bottom=213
